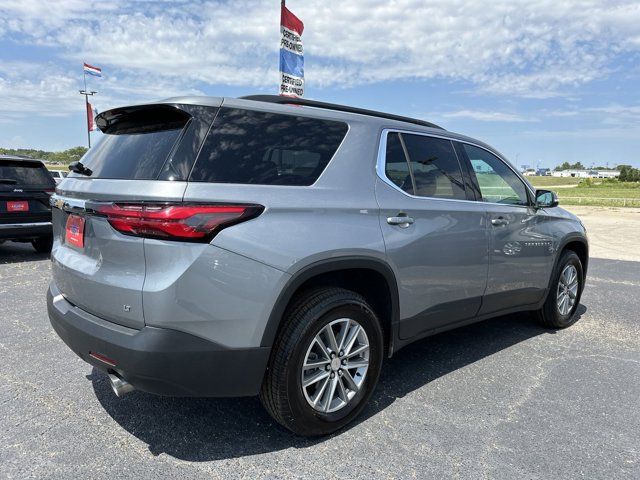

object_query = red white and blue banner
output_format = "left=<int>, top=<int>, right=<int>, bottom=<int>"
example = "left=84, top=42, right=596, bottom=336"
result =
left=86, top=102, right=99, bottom=131
left=83, top=62, right=102, bottom=77
left=279, top=3, right=304, bottom=97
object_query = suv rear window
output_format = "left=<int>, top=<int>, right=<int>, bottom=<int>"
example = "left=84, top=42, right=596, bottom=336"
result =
left=0, top=161, right=54, bottom=186
left=189, top=108, right=348, bottom=185
left=78, top=106, right=191, bottom=180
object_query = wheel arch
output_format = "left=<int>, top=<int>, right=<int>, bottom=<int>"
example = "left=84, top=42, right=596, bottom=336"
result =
left=557, top=234, right=589, bottom=281
left=260, top=257, right=400, bottom=357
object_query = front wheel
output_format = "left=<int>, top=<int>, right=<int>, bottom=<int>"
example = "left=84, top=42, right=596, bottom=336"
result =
left=535, top=250, right=584, bottom=328
left=260, top=287, right=384, bottom=436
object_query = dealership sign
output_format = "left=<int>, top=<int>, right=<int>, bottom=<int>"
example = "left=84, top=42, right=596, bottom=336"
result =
left=279, top=3, right=304, bottom=97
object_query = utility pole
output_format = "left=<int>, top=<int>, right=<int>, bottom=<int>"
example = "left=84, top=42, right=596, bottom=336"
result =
left=79, top=70, right=97, bottom=148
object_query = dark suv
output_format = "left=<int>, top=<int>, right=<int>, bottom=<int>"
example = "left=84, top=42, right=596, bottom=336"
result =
left=0, top=155, right=55, bottom=252
left=47, top=96, right=588, bottom=435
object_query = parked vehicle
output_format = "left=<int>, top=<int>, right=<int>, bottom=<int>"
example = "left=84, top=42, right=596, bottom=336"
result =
left=0, top=155, right=55, bottom=252
left=47, top=96, right=588, bottom=435
left=49, top=170, right=68, bottom=184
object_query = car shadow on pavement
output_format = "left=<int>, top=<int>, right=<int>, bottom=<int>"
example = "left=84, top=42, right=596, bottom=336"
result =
left=92, top=306, right=586, bottom=461
left=0, top=241, right=49, bottom=264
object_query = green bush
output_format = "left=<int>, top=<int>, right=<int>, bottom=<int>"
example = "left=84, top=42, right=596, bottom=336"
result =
left=619, top=166, right=640, bottom=182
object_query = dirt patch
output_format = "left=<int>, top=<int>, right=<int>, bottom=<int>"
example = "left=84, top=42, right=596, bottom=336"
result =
left=563, top=206, right=640, bottom=262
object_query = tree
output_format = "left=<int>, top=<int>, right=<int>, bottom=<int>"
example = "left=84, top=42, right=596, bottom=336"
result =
left=0, top=146, right=88, bottom=164
left=554, top=161, right=585, bottom=171
left=619, top=166, right=640, bottom=182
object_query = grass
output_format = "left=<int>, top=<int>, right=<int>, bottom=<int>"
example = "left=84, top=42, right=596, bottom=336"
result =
left=527, top=176, right=583, bottom=187
left=557, top=182, right=640, bottom=207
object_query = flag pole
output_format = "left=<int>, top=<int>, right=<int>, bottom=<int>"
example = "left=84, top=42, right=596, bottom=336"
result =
left=79, top=65, right=97, bottom=149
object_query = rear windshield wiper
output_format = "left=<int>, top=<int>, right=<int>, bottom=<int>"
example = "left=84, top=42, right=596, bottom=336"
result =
left=0, top=178, right=18, bottom=184
left=68, top=161, right=93, bottom=176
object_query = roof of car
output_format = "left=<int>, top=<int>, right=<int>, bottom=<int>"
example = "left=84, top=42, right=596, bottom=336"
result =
left=107, top=95, right=512, bottom=166
left=151, top=95, right=446, bottom=131
left=0, top=154, right=45, bottom=166
left=239, top=95, right=445, bottom=130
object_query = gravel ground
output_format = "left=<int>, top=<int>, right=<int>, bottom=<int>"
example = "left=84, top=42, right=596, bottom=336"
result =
left=1, top=207, right=639, bottom=479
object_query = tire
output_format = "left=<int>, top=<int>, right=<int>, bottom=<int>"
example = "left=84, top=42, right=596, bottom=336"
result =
left=535, top=250, right=584, bottom=329
left=260, top=287, right=384, bottom=436
left=32, top=236, right=53, bottom=253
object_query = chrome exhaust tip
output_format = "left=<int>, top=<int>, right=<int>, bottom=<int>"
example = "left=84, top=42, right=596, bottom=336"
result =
left=108, top=372, right=135, bottom=397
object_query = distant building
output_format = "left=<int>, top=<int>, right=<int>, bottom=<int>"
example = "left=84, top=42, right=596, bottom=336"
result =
left=523, top=169, right=537, bottom=176
left=552, top=169, right=620, bottom=179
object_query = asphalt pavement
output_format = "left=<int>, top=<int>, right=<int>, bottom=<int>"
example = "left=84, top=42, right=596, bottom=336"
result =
left=1, top=241, right=638, bottom=479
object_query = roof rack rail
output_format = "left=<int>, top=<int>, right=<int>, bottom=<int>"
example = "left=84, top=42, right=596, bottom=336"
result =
left=240, top=95, right=444, bottom=130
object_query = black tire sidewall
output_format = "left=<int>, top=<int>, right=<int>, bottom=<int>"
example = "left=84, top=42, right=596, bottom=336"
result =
left=284, top=301, right=383, bottom=435
left=32, top=236, right=53, bottom=253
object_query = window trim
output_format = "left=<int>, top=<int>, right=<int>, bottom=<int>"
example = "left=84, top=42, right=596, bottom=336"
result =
left=376, top=128, right=535, bottom=207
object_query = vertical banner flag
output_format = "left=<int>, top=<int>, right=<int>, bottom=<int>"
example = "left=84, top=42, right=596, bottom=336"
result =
left=279, top=2, right=304, bottom=97
left=86, top=102, right=99, bottom=132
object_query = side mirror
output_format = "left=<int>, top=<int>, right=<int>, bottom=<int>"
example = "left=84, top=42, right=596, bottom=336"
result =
left=535, top=189, right=559, bottom=208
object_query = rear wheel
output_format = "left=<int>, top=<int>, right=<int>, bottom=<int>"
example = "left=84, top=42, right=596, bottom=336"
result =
left=32, top=236, right=53, bottom=253
left=535, top=250, right=584, bottom=328
left=260, top=287, right=384, bottom=436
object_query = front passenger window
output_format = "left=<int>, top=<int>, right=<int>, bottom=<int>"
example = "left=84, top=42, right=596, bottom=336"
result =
left=463, top=144, right=529, bottom=206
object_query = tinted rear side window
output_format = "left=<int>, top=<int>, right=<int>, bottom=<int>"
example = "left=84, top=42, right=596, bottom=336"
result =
left=402, top=134, right=466, bottom=200
left=190, top=108, right=348, bottom=185
left=0, top=162, right=54, bottom=186
left=78, top=106, right=191, bottom=180
left=382, top=132, right=466, bottom=200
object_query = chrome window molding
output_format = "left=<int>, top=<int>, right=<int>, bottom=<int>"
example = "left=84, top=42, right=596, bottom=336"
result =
left=375, top=128, right=535, bottom=208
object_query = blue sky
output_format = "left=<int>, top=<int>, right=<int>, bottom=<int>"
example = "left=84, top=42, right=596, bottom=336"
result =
left=1, top=0, right=639, bottom=169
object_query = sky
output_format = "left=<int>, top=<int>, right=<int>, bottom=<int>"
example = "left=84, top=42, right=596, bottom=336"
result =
left=1, top=0, right=639, bottom=169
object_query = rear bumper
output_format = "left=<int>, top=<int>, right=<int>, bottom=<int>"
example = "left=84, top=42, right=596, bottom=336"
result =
left=0, top=221, right=51, bottom=240
left=47, top=282, right=270, bottom=397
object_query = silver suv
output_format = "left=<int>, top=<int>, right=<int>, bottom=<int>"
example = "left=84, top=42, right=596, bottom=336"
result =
left=47, top=95, right=588, bottom=435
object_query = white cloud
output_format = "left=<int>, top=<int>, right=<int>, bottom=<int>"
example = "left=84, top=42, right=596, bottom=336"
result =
left=441, top=110, right=533, bottom=122
left=1, top=0, right=640, bottom=115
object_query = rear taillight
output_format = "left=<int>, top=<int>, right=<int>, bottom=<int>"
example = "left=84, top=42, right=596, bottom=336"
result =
left=95, top=203, right=263, bottom=241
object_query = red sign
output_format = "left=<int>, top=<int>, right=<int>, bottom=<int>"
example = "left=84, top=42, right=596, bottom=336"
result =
left=7, top=201, right=29, bottom=212
left=65, top=215, right=85, bottom=249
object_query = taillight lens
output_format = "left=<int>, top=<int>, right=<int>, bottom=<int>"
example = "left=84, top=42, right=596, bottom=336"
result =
left=95, top=203, right=263, bottom=241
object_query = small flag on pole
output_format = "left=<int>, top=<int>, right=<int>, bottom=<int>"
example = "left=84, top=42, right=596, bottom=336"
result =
left=86, top=102, right=99, bottom=132
left=279, top=2, right=304, bottom=97
left=83, top=62, right=102, bottom=77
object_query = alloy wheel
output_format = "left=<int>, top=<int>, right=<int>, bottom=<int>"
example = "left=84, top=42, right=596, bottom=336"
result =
left=301, top=318, right=370, bottom=413
left=557, top=264, right=579, bottom=316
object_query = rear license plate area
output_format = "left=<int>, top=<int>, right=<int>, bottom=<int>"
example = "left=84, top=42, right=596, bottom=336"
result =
left=7, top=201, right=29, bottom=212
left=65, top=214, right=85, bottom=249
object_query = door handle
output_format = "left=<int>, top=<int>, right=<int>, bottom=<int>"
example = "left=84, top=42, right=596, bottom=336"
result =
left=491, top=217, right=509, bottom=226
left=387, top=215, right=415, bottom=227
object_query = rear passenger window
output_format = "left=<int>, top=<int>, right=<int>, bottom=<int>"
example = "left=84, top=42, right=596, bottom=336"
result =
left=383, top=132, right=466, bottom=200
left=190, top=108, right=348, bottom=185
